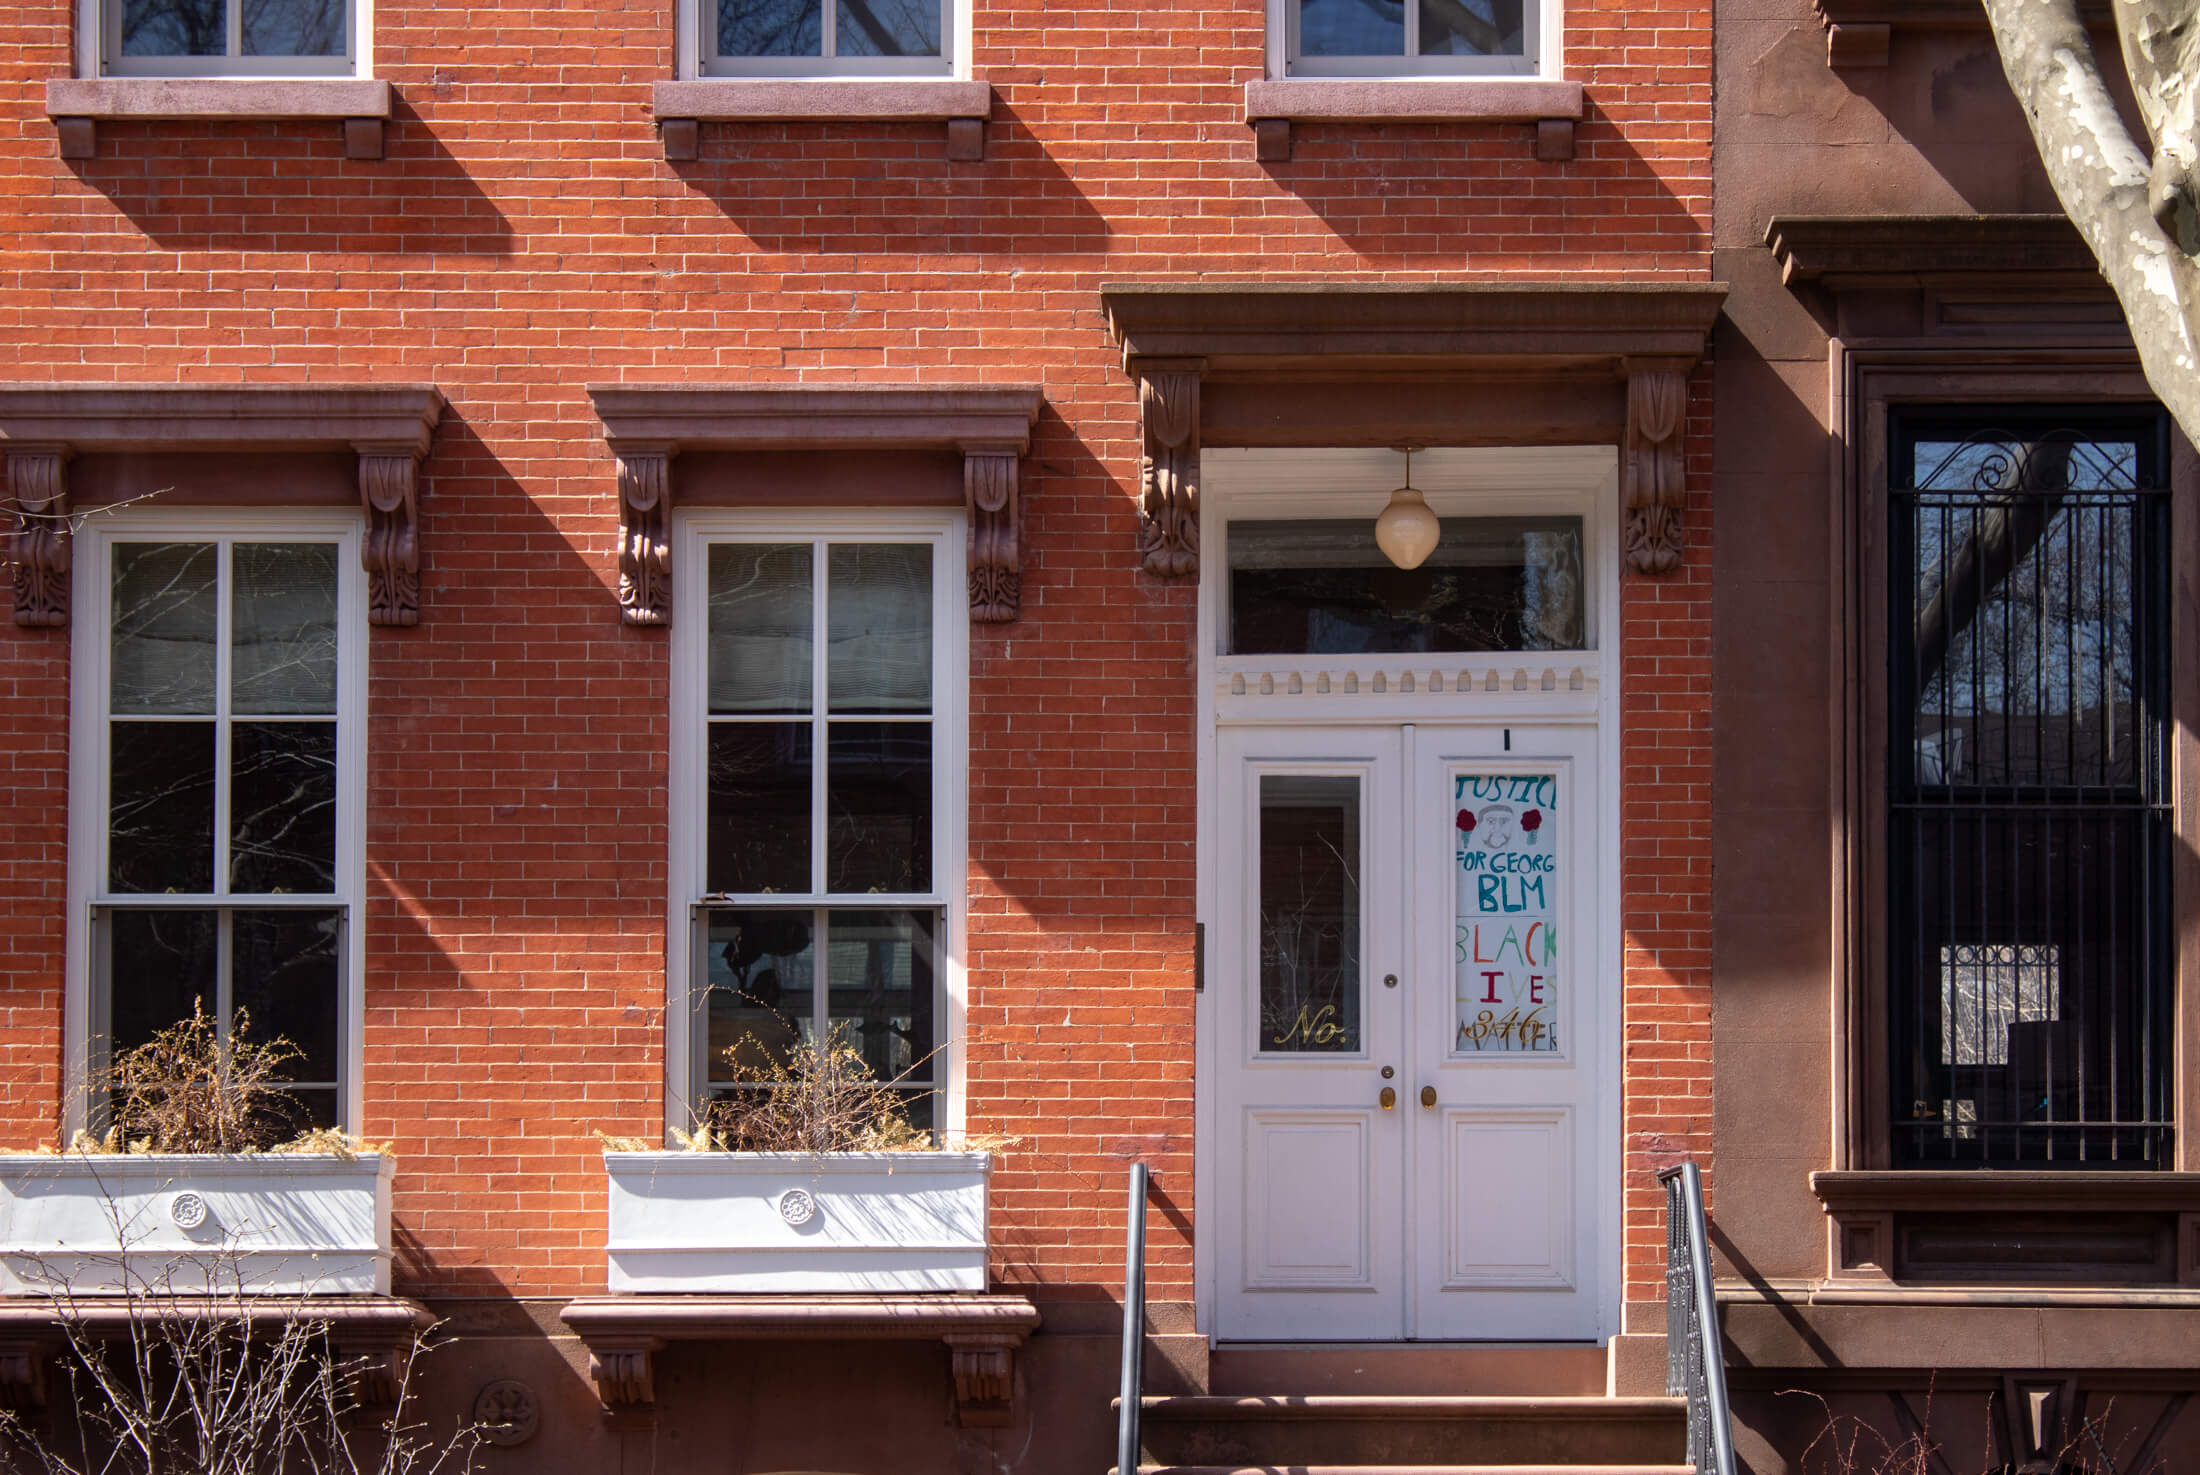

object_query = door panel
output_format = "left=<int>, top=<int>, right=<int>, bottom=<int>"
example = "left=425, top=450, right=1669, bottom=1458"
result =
left=1244, top=1111, right=1378, bottom=1287
left=1216, top=728, right=1405, bottom=1342
left=1410, top=726, right=1602, bottom=1340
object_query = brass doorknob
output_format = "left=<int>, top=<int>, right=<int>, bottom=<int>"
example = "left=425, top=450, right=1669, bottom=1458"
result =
left=1379, top=1087, right=1396, bottom=1110
left=1420, top=1086, right=1437, bottom=1109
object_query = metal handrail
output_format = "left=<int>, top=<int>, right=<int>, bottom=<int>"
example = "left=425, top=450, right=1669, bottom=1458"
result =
left=1116, top=1161, right=1150, bottom=1475
left=1658, top=1161, right=1737, bottom=1475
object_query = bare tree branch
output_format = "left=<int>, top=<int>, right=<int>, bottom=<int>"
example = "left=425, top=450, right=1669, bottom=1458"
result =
left=1984, top=0, right=2200, bottom=438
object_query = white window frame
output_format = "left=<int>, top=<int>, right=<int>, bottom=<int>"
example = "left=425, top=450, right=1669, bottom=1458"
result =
left=685, top=0, right=959, bottom=78
left=1269, top=0, right=1553, bottom=78
left=83, top=0, right=368, bottom=77
left=666, top=506, right=968, bottom=1142
left=64, top=506, right=369, bottom=1136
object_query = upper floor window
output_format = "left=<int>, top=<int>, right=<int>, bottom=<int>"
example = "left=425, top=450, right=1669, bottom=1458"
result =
left=76, top=512, right=365, bottom=1132
left=671, top=512, right=964, bottom=1138
left=1885, top=408, right=2173, bottom=1167
left=1279, top=0, right=1541, bottom=76
left=708, top=0, right=950, bottom=75
left=101, top=0, right=358, bottom=75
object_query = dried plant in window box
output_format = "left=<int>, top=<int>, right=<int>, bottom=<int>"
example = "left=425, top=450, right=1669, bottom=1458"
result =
left=0, top=1006, right=396, bottom=1297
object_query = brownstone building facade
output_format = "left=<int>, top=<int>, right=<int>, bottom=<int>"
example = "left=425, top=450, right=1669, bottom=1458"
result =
left=1714, top=4, right=2200, bottom=1471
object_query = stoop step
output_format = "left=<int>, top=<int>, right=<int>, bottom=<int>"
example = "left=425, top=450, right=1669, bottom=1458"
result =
left=1127, top=1394, right=1690, bottom=1469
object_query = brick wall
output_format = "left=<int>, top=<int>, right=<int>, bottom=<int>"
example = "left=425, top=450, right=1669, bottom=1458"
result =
left=0, top=0, right=1713, bottom=1302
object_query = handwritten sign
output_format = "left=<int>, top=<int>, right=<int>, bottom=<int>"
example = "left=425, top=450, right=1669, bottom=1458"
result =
left=1454, top=773, right=1560, bottom=1053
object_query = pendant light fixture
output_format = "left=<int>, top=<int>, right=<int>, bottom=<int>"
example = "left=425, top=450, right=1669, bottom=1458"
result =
left=1374, top=446, right=1441, bottom=570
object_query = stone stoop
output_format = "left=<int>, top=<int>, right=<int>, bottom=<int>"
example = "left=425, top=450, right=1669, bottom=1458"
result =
left=1112, top=1394, right=1691, bottom=1473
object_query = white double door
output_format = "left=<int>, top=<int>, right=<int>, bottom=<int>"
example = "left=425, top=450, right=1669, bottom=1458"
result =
left=1214, top=721, right=1607, bottom=1342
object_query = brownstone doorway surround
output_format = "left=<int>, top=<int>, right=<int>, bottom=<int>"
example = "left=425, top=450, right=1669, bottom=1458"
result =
left=1099, top=281, right=1728, bottom=582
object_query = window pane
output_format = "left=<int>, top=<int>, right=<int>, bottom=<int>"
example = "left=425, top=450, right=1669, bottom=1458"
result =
left=241, top=0, right=344, bottom=53
left=107, top=909, right=216, bottom=1058
left=110, top=722, right=216, bottom=894
left=230, top=721, right=337, bottom=895
left=708, top=544, right=813, bottom=715
left=1299, top=0, right=1403, bottom=55
left=827, top=909, right=935, bottom=1085
left=1908, top=489, right=2142, bottom=790
left=708, top=722, right=813, bottom=893
left=233, top=909, right=341, bottom=1093
left=719, top=0, right=822, bottom=55
left=827, top=722, right=930, bottom=893
left=1420, top=0, right=1524, bottom=56
left=828, top=543, right=931, bottom=713
left=1230, top=517, right=1584, bottom=655
left=1259, top=776, right=1361, bottom=1053
left=704, top=910, right=816, bottom=1084
left=112, top=543, right=217, bottom=715
left=121, top=0, right=224, bottom=55
left=836, top=0, right=940, bottom=56
left=233, top=543, right=339, bottom=716
left=1453, top=773, right=1560, bottom=1054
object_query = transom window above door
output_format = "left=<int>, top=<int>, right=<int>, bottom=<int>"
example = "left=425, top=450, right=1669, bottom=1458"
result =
left=1227, top=516, right=1585, bottom=656
left=1279, top=0, right=1542, bottom=75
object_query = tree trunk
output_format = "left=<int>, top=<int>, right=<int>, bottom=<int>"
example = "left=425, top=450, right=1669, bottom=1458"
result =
left=1983, top=0, right=2200, bottom=439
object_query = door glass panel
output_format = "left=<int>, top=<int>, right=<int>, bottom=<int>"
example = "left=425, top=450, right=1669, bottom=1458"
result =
left=1454, top=773, right=1560, bottom=1054
left=1228, top=517, right=1585, bottom=655
left=1258, top=775, right=1361, bottom=1053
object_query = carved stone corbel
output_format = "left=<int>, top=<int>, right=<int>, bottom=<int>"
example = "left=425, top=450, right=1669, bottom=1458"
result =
left=964, top=445, right=1021, bottom=622
left=5, top=443, right=73, bottom=629
left=338, top=1341, right=407, bottom=1407
left=586, top=1338, right=659, bottom=1421
left=0, top=1339, right=51, bottom=1410
left=355, top=442, right=422, bottom=628
left=943, top=1331, right=1020, bottom=1428
left=614, top=444, right=674, bottom=627
left=1621, top=359, right=1690, bottom=576
left=1135, top=361, right=1202, bottom=578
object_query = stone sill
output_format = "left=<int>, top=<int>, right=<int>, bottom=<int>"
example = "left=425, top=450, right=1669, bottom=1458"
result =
left=1241, top=78, right=1583, bottom=163
left=650, top=78, right=993, bottom=161
left=561, top=1292, right=1040, bottom=1428
left=45, top=78, right=393, bottom=159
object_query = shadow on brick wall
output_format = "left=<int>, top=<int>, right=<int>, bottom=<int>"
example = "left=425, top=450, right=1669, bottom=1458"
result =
left=58, top=101, right=514, bottom=257
left=1257, top=108, right=1707, bottom=265
left=668, top=109, right=1110, bottom=257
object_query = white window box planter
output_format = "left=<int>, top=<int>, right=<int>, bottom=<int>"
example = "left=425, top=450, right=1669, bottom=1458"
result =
left=0, top=1153, right=393, bottom=1296
left=603, top=1150, right=990, bottom=1293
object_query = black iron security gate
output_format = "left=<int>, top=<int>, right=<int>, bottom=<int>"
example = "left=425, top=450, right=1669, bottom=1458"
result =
left=1887, top=409, right=2173, bottom=1167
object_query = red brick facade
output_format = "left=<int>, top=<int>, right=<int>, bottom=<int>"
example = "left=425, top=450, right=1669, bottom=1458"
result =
left=0, top=0, right=1715, bottom=1455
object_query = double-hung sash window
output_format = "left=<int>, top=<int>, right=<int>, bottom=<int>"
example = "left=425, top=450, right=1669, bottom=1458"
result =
left=675, top=514, right=962, bottom=1135
left=76, top=513, right=365, bottom=1132
left=1279, top=0, right=1541, bottom=76
left=1886, top=409, right=2174, bottom=1167
left=707, top=0, right=950, bottom=75
left=100, top=0, right=357, bottom=75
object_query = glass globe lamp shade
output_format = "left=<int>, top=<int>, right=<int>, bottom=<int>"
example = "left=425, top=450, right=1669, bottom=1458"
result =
left=1375, top=486, right=1441, bottom=569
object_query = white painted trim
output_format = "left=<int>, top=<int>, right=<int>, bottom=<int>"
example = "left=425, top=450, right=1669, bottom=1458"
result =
left=666, top=506, right=968, bottom=1142
left=91, top=0, right=369, bottom=78
left=1193, top=443, right=1621, bottom=1344
left=1269, top=0, right=1555, bottom=79
left=66, top=506, right=368, bottom=1137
